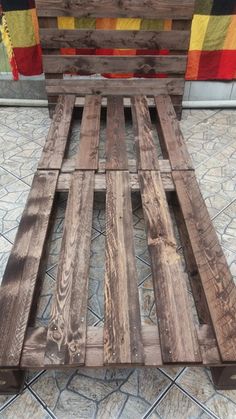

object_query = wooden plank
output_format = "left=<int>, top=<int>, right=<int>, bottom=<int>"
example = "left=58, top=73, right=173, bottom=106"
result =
left=139, top=170, right=201, bottom=363
left=46, top=79, right=185, bottom=97
left=40, top=29, right=190, bottom=50
left=76, top=95, right=101, bottom=170
left=173, top=170, right=236, bottom=362
left=57, top=172, right=175, bottom=193
left=106, top=96, right=128, bottom=170
left=43, top=55, right=187, bottom=75
left=131, top=96, right=159, bottom=170
left=197, top=325, right=221, bottom=366
left=45, top=171, right=94, bottom=366
left=155, top=94, right=193, bottom=170
left=0, top=171, right=58, bottom=367
left=36, top=0, right=195, bottom=19
left=38, top=95, right=75, bottom=169
left=104, top=171, right=144, bottom=364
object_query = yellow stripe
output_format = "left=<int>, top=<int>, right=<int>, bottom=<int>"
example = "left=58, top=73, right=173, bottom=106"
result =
left=57, top=17, right=75, bottom=29
left=189, top=15, right=210, bottom=51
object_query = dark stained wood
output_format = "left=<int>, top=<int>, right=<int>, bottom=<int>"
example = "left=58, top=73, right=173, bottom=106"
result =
left=104, top=171, right=144, bottom=364
left=36, top=0, right=195, bottom=19
left=76, top=95, right=101, bottom=170
left=43, top=55, right=187, bottom=75
left=45, top=171, right=94, bottom=366
left=40, top=29, right=190, bottom=50
left=139, top=170, right=201, bottom=363
left=197, top=325, right=221, bottom=365
left=46, top=79, right=185, bottom=97
left=131, top=96, right=159, bottom=170
left=38, top=95, right=75, bottom=169
left=106, top=96, right=128, bottom=170
left=0, top=171, right=58, bottom=367
left=173, top=170, right=236, bottom=362
left=155, top=95, right=193, bottom=169
left=0, top=370, right=25, bottom=395
left=211, top=366, right=236, bottom=390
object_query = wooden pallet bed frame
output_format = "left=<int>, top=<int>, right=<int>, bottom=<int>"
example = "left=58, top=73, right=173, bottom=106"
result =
left=0, top=0, right=236, bottom=395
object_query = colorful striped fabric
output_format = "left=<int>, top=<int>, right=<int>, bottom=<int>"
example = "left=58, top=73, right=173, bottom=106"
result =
left=1, top=0, right=236, bottom=80
left=186, top=0, right=236, bottom=80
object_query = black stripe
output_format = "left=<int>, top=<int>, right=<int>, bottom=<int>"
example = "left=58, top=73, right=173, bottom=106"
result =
left=2, top=0, right=35, bottom=12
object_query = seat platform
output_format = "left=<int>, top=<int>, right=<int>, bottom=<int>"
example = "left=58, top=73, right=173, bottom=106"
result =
left=0, top=93, right=236, bottom=394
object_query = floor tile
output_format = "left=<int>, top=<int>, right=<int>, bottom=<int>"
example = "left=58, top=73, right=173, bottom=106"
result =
left=0, top=142, right=42, bottom=179
left=0, top=167, right=18, bottom=188
left=213, top=200, right=236, bottom=254
left=0, top=389, right=49, bottom=419
left=0, top=235, right=12, bottom=284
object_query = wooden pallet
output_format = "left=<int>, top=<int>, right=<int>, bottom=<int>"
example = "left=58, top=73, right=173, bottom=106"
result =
left=0, top=93, right=236, bottom=394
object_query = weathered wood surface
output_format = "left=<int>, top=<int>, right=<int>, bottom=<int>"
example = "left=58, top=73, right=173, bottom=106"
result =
left=104, top=171, right=144, bottom=364
left=131, top=96, right=159, bottom=170
left=76, top=95, right=101, bottom=170
left=155, top=95, right=193, bottom=170
left=46, top=79, right=185, bottom=97
left=43, top=55, right=187, bottom=75
left=139, top=170, right=201, bottom=363
left=36, top=0, right=195, bottom=19
left=0, top=171, right=58, bottom=367
left=45, top=171, right=94, bottom=366
left=40, top=29, right=190, bottom=50
left=173, top=170, right=236, bottom=362
left=106, top=96, right=128, bottom=170
left=38, top=95, right=75, bottom=169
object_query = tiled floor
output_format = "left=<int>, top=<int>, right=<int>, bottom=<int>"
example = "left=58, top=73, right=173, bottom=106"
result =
left=0, top=107, right=235, bottom=419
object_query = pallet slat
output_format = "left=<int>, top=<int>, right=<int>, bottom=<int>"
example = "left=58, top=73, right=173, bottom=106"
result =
left=155, top=95, right=193, bottom=170
left=45, top=171, right=94, bottom=366
left=43, top=55, right=187, bottom=75
left=0, top=171, right=58, bottom=367
left=38, top=95, right=75, bottom=169
left=139, top=170, right=201, bottom=363
left=106, top=96, right=128, bottom=170
left=36, top=0, right=195, bottom=19
left=173, top=171, right=236, bottom=362
left=40, top=29, right=190, bottom=50
left=131, top=96, right=159, bottom=170
left=104, top=171, right=144, bottom=364
left=76, top=95, right=101, bottom=170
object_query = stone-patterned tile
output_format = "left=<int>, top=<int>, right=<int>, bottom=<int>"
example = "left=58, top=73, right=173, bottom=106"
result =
left=0, top=389, right=49, bottom=419
left=34, top=274, right=56, bottom=327
left=159, top=366, right=185, bottom=380
left=180, top=110, right=219, bottom=133
left=213, top=200, right=236, bottom=254
left=154, top=385, right=205, bottom=418
left=0, top=394, right=16, bottom=411
left=0, top=167, right=18, bottom=187
left=0, top=235, right=12, bottom=284
left=0, top=179, right=30, bottom=234
left=0, top=142, right=42, bottom=179
left=0, top=124, right=31, bottom=152
left=195, top=144, right=236, bottom=217
left=139, top=275, right=157, bottom=325
left=204, top=394, right=236, bottom=419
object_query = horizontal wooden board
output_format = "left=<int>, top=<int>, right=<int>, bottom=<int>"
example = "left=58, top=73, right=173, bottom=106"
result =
left=43, top=55, right=187, bottom=75
left=46, top=79, right=185, bottom=97
left=0, top=171, right=58, bottom=367
left=36, top=0, right=195, bottom=19
left=40, top=29, right=190, bottom=50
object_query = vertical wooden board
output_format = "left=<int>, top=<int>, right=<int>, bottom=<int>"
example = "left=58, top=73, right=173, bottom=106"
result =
left=106, top=96, right=128, bottom=170
left=76, top=95, right=102, bottom=170
left=38, top=95, right=75, bottom=169
left=0, top=171, right=58, bottom=367
left=139, top=170, right=201, bottom=363
left=45, top=171, right=94, bottom=366
left=131, top=96, right=159, bottom=170
left=155, top=94, right=193, bottom=170
left=104, top=171, right=144, bottom=364
left=173, top=170, right=236, bottom=362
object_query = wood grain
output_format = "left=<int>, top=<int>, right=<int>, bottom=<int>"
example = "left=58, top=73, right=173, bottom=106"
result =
left=46, top=79, right=185, bottom=97
left=36, top=0, right=195, bottom=19
left=45, top=171, right=94, bottom=366
left=139, top=170, right=201, bottom=363
left=76, top=95, right=101, bottom=170
left=173, top=170, right=236, bottom=362
left=40, top=29, right=190, bottom=50
left=155, top=94, right=193, bottom=170
left=131, top=96, right=159, bottom=170
left=38, top=95, right=75, bottom=169
left=106, top=96, right=128, bottom=170
left=0, top=171, right=58, bottom=367
left=43, top=55, right=187, bottom=75
left=104, top=171, right=144, bottom=364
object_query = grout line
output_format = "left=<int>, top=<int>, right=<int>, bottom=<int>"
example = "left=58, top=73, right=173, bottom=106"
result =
left=211, top=198, right=236, bottom=222
left=28, top=386, right=57, bottom=419
left=142, top=381, right=174, bottom=419
left=193, top=134, right=236, bottom=171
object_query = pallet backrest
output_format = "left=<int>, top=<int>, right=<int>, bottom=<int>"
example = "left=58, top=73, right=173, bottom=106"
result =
left=36, top=0, right=196, bottom=115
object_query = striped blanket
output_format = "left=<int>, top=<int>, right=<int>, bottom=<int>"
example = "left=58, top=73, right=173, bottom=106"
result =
left=1, top=0, right=236, bottom=81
